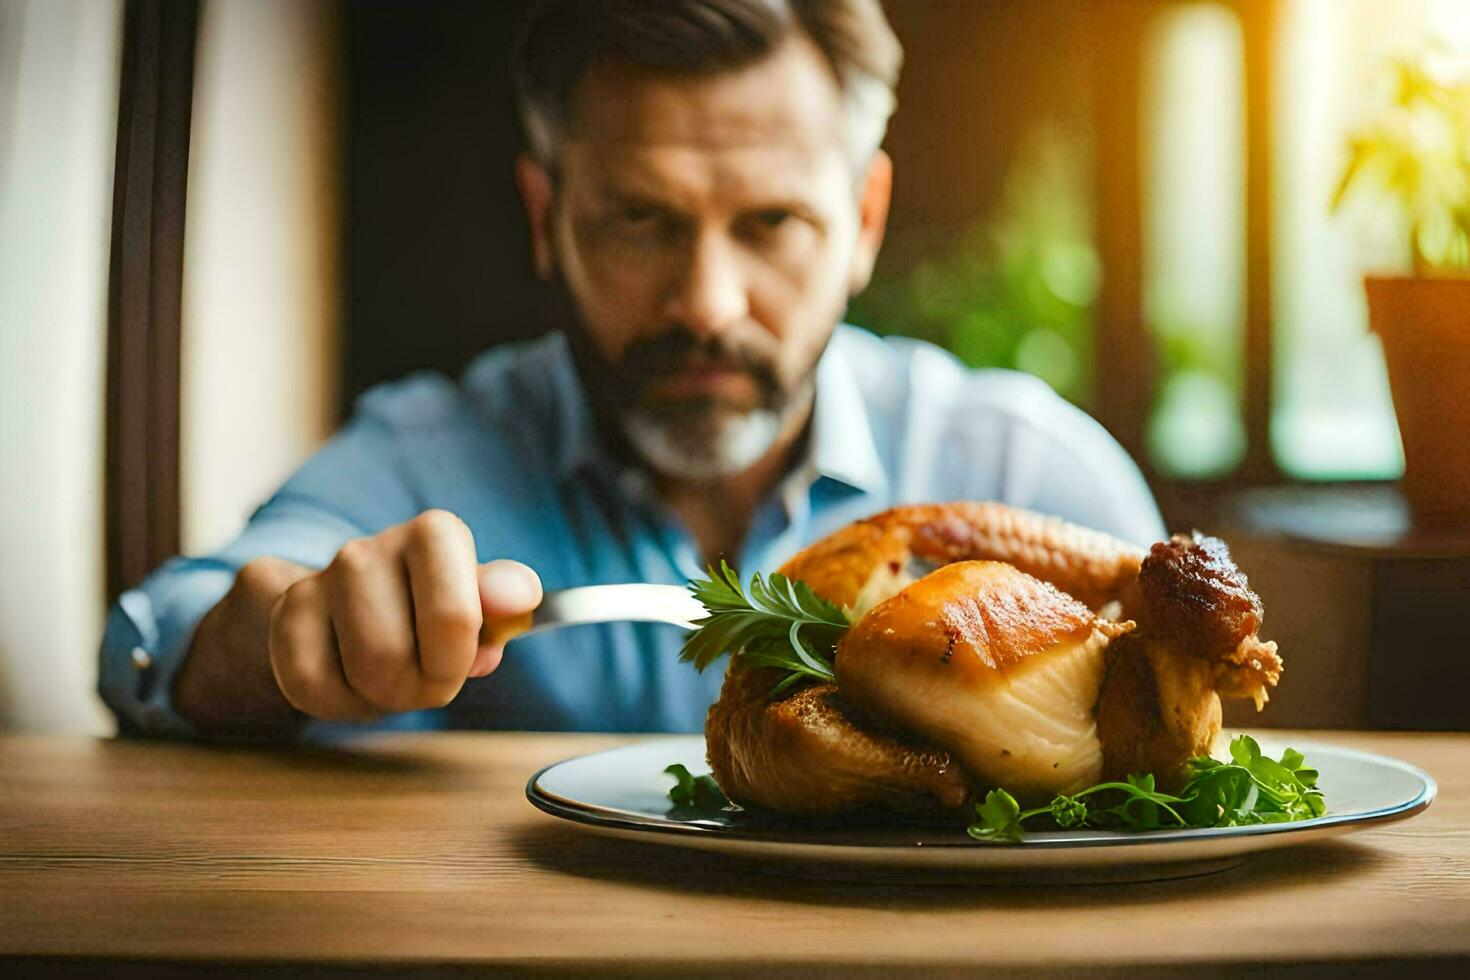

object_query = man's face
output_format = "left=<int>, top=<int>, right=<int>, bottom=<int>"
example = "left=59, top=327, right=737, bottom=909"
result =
left=522, top=35, right=889, bottom=479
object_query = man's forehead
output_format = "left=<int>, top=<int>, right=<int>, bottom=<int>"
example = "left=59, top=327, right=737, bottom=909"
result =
left=571, top=141, right=836, bottom=209
left=567, top=34, right=847, bottom=156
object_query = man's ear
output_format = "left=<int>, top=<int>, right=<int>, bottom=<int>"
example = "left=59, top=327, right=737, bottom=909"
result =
left=848, top=148, right=892, bottom=296
left=515, top=153, right=556, bottom=280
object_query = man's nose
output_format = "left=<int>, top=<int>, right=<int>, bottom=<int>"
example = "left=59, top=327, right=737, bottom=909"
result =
left=665, top=232, right=749, bottom=339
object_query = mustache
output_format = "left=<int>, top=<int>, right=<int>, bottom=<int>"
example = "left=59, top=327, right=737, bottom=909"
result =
left=618, top=328, right=779, bottom=393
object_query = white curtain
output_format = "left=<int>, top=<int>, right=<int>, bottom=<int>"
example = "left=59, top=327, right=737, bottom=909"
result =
left=0, top=0, right=123, bottom=734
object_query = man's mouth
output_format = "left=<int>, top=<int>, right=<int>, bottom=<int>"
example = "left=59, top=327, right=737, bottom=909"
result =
left=645, top=360, right=762, bottom=401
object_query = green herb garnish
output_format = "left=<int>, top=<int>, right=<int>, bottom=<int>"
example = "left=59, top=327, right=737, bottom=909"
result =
left=664, top=763, right=731, bottom=811
left=967, top=735, right=1326, bottom=843
left=679, top=561, right=850, bottom=696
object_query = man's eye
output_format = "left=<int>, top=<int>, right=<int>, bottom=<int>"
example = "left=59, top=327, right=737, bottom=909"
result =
left=736, top=209, right=803, bottom=245
left=617, top=207, right=658, bottom=226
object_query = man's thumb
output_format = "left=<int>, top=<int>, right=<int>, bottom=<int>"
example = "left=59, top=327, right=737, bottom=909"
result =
left=472, top=560, right=543, bottom=676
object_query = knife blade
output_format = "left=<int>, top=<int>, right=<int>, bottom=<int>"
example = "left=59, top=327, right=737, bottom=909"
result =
left=481, top=583, right=708, bottom=647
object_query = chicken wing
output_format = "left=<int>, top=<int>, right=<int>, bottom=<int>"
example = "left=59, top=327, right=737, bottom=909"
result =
left=1096, top=533, right=1283, bottom=788
left=780, top=502, right=1147, bottom=617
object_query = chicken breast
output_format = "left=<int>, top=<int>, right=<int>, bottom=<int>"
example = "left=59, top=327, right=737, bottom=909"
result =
left=836, top=561, right=1134, bottom=801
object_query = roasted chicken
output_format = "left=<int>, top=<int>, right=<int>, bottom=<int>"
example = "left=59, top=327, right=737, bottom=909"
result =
left=704, top=503, right=1282, bottom=816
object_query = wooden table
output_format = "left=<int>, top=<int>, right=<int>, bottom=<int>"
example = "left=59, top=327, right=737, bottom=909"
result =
left=1, top=731, right=1466, bottom=977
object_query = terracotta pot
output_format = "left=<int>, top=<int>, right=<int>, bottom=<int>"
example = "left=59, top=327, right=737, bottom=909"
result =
left=1364, top=275, right=1470, bottom=523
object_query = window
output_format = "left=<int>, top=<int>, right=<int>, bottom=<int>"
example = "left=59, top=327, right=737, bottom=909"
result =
left=1269, top=0, right=1470, bottom=479
left=1144, top=0, right=1470, bottom=483
left=1142, top=4, right=1247, bottom=479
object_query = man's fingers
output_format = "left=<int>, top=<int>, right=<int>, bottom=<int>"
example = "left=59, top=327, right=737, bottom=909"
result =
left=272, top=511, right=535, bottom=717
left=267, top=578, right=378, bottom=722
left=402, top=510, right=482, bottom=693
left=322, top=536, right=420, bottom=712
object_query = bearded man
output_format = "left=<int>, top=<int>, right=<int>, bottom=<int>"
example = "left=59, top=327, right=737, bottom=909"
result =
left=100, top=0, right=1163, bottom=739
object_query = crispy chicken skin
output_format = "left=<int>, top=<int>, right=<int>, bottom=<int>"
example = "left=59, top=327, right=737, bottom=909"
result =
left=705, top=666, right=969, bottom=817
left=837, top=561, right=1134, bottom=800
left=1138, top=533, right=1263, bottom=650
left=1096, top=533, right=1282, bottom=788
left=780, top=502, right=1147, bottom=617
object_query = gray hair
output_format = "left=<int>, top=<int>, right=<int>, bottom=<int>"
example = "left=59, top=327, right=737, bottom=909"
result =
left=510, top=0, right=903, bottom=170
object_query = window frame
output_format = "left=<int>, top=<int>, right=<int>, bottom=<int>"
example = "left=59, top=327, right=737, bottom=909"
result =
left=1093, top=0, right=1282, bottom=500
left=105, top=0, right=199, bottom=600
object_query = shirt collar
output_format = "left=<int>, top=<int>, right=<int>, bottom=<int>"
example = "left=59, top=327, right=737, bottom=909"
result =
left=806, top=329, right=887, bottom=496
left=548, top=327, right=887, bottom=497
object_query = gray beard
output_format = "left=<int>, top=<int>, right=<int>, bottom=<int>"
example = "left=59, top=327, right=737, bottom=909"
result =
left=617, top=379, right=812, bottom=480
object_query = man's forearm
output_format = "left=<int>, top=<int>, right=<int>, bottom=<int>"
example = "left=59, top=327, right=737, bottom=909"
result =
left=172, top=558, right=311, bottom=738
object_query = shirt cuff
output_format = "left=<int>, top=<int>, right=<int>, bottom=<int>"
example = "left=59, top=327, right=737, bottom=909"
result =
left=98, top=561, right=234, bottom=737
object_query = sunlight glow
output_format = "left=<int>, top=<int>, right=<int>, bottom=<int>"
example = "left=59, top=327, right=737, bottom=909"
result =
left=1142, top=3, right=1247, bottom=479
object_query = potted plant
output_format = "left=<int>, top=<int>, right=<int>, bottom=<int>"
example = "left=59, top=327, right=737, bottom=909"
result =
left=1333, top=54, right=1470, bottom=523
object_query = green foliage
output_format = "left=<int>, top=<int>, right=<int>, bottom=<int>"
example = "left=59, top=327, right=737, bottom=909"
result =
left=847, top=128, right=1097, bottom=404
left=664, top=764, right=730, bottom=812
left=966, top=736, right=1326, bottom=843
left=679, top=561, right=850, bottom=695
left=1333, top=53, right=1470, bottom=272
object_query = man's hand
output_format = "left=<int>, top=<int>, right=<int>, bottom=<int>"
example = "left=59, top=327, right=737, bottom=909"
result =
left=174, top=510, right=542, bottom=733
left=266, top=509, right=541, bottom=720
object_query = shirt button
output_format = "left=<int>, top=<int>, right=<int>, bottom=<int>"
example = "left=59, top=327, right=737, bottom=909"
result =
left=130, top=646, right=153, bottom=671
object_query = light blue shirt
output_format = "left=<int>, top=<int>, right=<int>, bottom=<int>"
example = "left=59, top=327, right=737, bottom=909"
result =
left=99, top=325, right=1165, bottom=737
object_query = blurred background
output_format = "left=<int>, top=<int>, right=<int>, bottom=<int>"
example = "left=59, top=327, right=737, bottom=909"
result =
left=3, top=0, right=1469, bottom=735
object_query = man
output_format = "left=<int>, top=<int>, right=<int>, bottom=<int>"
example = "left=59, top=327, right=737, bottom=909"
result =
left=100, top=0, right=1164, bottom=740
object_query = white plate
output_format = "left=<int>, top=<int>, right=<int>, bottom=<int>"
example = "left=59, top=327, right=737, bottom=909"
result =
left=526, top=735, right=1436, bottom=883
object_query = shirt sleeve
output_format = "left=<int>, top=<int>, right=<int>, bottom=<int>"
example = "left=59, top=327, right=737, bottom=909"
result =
left=1024, top=419, right=1167, bottom=548
left=98, top=413, right=429, bottom=738
left=1002, top=390, right=1167, bottom=548
left=937, top=360, right=1168, bottom=549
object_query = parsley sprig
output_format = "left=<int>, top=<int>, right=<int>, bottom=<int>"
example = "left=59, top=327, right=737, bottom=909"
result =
left=968, top=735, right=1327, bottom=843
left=678, top=561, right=850, bottom=696
left=664, top=763, right=732, bottom=812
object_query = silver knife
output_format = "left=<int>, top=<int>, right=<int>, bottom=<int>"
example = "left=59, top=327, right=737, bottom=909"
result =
left=482, top=583, right=708, bottom=646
